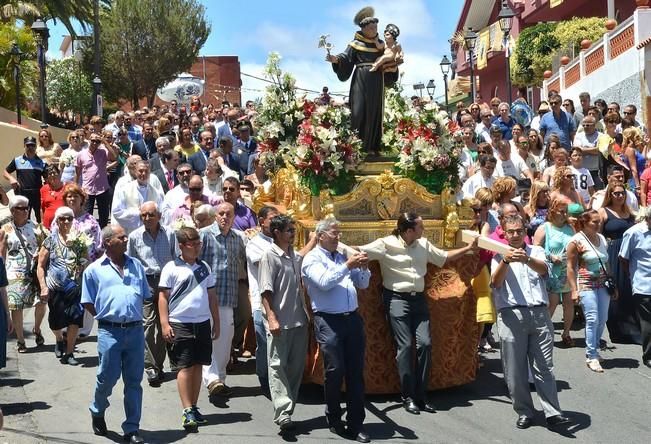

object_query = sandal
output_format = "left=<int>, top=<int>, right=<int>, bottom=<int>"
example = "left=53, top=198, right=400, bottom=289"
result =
left=586, top=358, right=604, bottom=373
left=561, top=334, right=574, bottom=347
left=33, top=329, right=45, bottom=347
left=16, top=341, right=27, bottom=353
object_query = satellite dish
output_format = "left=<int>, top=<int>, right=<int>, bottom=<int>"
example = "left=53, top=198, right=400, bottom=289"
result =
left=157, top=73, right=205, bottom=104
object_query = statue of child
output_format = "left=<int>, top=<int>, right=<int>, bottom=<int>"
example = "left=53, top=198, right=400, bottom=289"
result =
left=370, top=24, right=403, bottom=72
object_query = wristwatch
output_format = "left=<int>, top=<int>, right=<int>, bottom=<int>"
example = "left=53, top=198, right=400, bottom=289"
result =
left=502, top=257, right=510, bottom=265
left=526, top=256, right=531, bottom=264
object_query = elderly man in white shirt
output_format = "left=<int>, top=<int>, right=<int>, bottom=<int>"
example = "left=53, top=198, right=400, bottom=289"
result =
left=112, top=161, right=164, bottom=234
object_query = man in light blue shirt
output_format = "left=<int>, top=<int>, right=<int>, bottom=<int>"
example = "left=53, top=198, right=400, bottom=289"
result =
left=81, top=225, right=150, bottom=444
left=301, top=217, right=371, bottom=443
left=619, top=207, right=651, bottom=368
left=539, top=94, right=576, bottom=148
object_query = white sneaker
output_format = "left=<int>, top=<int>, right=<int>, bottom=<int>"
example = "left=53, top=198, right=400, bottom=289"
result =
left=586, top=358, right=604, bottom=373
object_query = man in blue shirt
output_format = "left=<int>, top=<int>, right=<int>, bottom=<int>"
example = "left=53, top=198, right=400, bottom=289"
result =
left=619, top=207, right=651, bottom=368
left=301, top=217, right=371, bottom=443
left=539, top=94, right=576, bottom=148
left=81, top=225, right=150, bottom=444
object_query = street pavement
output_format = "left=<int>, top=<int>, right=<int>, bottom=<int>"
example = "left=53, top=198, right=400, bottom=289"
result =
left=1, top=311, right=650, bottom=444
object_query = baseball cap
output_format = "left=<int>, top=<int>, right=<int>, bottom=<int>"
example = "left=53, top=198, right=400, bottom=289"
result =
left=24, top=136, right=37, bottom=145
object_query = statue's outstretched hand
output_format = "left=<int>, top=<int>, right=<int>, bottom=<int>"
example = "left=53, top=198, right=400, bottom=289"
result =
left=326, top=55, right=338, bottom=64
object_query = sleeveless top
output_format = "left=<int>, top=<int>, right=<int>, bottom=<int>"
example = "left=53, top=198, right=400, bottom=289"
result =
left=602, top=208, right=635, bottom=240
left=527, top=207, right=548, bottom=238
left=544, top=222, right=574, bottom=293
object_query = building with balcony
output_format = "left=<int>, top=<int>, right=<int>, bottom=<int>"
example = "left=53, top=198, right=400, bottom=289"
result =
left=452, top=0, right=638, bottom=107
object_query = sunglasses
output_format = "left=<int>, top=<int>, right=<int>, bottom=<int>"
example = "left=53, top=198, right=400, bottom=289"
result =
left=90, top=139, right=101, bottom=144
left=623, top=111, right=634, bottom=115
left=178, top=170, right=192, bottom=175
left=189, top=187, right=203, bottom=192
left=58, top=216, right=73, bottom=222
left=505, top=228, right=525, bottom=236
left=222, top=186, right=237, bottom=192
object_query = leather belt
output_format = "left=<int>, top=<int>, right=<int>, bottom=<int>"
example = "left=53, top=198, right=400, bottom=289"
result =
left=98, top=320, right=142, bottom=329
left=506, top=303, right=547, bottom=309
left=315, top=310, right=357, bottom=317
left=384, top=288, right=424, bottom=298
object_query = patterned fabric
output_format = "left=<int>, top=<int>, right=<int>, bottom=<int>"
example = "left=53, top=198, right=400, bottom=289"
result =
left=2, top=220, right=48, bottom=310
left=199, top=224, right=245, bottom=307
left=51, top=212, right=103, bottom=262
left=42, top=232, right=84, bottom=291
left=127, top=225, right=176, bottom=276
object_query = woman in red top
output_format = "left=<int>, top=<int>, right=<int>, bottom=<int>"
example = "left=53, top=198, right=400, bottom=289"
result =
left=40, top=164, right=65, bottom=229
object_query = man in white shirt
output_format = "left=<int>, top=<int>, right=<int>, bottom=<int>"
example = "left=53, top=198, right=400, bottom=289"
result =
left=161, top=163, right=193, bottom=226
left=462, top=155, right=496, bottom=199
left=494, top=141, right=533, bottom=181
left=112, top=161, right=164, bottom=234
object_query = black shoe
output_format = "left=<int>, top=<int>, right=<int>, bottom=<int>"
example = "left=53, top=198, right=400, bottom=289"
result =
left=123, top=431, right=145, bottom=443
left=415, top=400, right=436, bottom=413
left=516, top=415, right=532, bottom=429
left=351, top=428, right=371, bottom=443
left=546, top=415, right=571, bottom=428
left=328, top=421, right=346, bottom=436
left=92, top=415, right=107, bottom=436
left=279, top=417, right=296, bottom=432
left=61, top=353, right=79, bottom=366
left=403, top=398, right=420, bottom=415
left=55, top=341, right=64, bottom=359
left=643, top=360, right=651, bottom=368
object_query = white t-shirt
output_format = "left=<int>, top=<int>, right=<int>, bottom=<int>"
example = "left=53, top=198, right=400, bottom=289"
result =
left=573, top=131, right=602, bottom=170
left=570, top=166, right=594, bottom=205
left=494, top=155, right=530, bottom=179
left=461, top=172, right=494, bottom=199
left=159, top=257, right=216, bottom=323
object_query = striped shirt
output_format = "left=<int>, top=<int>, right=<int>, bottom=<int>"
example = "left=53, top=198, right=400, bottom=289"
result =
left=199, top=223, right=245, bottom=307
left=127, top=224, right=177, bottom=277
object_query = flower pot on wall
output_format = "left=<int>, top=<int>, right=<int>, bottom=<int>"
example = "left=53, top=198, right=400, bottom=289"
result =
left=543, top=70, right=553, bottom=79
left=580, top=39, right=591, bottom=50
left=605, top=19, right=617, bottom=30
left=560, top=56, right=571, bottom=66
left=636, top=0, right=650, bottom=9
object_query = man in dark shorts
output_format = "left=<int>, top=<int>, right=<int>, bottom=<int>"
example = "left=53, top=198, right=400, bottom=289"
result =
left=158, top=227, right=220, bottom=433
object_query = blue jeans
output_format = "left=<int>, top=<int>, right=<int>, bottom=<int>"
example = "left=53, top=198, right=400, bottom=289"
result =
left=252, top=309, right=268, bottom=389
left=580, top=288, right=610, bottom=360
left=90, top=325, right=145, bottom=434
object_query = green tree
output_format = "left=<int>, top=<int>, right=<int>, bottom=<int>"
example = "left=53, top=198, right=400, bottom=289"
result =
left=46, top=57, right=92, bottom=119
left=1, top=1, right=112, bottom=36
left=511, top=17, right=607, bottom=87
left=0, top=21, right=37, bottom=111
left=90, top=0, right=210, bottom=108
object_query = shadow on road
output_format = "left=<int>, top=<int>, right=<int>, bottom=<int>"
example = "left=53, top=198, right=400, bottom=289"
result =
left=0, top=377, right=34, bottom=388
left=1, top=400, right=51, bottom=415
left=601, top=358, right=640, bottom=369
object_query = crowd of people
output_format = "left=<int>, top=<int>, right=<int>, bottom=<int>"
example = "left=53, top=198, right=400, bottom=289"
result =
left=0, top=90, right=651, bottom=442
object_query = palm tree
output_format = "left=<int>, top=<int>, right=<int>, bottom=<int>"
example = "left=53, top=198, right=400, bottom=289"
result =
left=1, top=0, right=111, bottom=36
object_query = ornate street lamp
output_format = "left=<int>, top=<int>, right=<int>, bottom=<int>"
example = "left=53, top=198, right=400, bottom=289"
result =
left=426, top=79, right=436, bottom=100
left=93, top=77, right=103, bottom=117
left=464, top=27, right=478, bottom=103
left=440, top=55, right=451, bottom=113
left=92, top=0, right=102, bottom=116
left=498, top=1, right=516, bottom=106
left=10, top=43, right=23, bottom=124
left=31, top=17, right=49, bottom=123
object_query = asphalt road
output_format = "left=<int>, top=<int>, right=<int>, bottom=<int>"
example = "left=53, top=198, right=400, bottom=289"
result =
left=1, top=312, right=650, bottom=444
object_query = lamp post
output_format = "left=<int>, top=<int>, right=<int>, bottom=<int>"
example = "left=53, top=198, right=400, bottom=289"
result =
left=426, top=79, right=436, bottom=100
left=413, top=82, right=425, bottom=98
left=498, top=1, right=516, bottom=106
left=74, top=47, right=84, bottom=125
left=464, top=27, right=478, bottom=103
left=93, top=77, right=103, bottom=117
left=440, top=55, right=451, bottom=113
left=10, top=43, right=23, bottom=125
left=92, top=0, right=102, bottom=116
left=31, top=17, right=49, bottom=124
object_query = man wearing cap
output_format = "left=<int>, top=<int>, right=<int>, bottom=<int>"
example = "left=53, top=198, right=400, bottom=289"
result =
left=4, top=136, right=45, bottom=222
left=327, top=7, right=399, bottom=157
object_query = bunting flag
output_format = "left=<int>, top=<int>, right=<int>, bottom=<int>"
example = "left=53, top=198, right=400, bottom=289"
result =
left=477, top=27, right=490, bottom=70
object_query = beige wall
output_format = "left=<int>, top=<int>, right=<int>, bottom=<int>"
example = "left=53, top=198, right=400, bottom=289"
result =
left=0, top=106, right=69, bottom=142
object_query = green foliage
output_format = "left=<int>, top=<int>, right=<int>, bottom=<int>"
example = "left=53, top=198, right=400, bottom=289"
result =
left=86, top=0, right=210, bottom=108
left=0, top=21, right=37, bottom=111
left=46, top=57, right=92, bottom=117
left=511, top=17, right=607, bottom=87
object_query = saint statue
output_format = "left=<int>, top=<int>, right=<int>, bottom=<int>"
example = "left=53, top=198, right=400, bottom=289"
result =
left=326, top=7, right=402, bottom=157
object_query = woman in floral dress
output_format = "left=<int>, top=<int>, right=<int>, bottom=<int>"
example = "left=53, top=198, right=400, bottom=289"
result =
left=0, top=196, right=48, bottom=352
left=37, top=207, right=92, bottom=365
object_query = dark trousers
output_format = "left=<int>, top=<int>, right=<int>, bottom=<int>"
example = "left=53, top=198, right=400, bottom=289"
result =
left=383, top=289, right=431, bottom=402
left=635, top=295, right=651, bottom=362
left=85, top=190, right=111, bottom=228
left=232, top=280, right=251, bottom=351
left=144, top=275, right=166, bottom=372
left=313, top=311, right=366, bottom=432
left=18, top=188, right=41, bottom=222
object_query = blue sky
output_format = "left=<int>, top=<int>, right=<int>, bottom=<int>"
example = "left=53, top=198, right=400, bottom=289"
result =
left=46, top=0, right=465, bottom=103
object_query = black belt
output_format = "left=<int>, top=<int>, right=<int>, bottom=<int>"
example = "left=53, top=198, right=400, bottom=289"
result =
left=384, top=288, right=424, bottom=298
left=98, top=320, right=142, bottom=329
left=146, top=273, right=161, bottom=281
left=314, top=310, right=357, bottom=317
left=506, top=303, right=547, bottom=309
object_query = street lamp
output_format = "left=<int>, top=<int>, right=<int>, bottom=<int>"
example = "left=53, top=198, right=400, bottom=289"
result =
left=74, top=47, right=84, bottom=125
left=93, top=77, right=103, bottom=117
left=440, top=55, right=451, bottom=113
left=498, top=1, right=516, bottom=106
left=10, top=43, right=23, bottom=124
left=426, top=79, right=436, bottom=100
left=31, top=17, right=49, bottom=124
left=413, top=82, right=425, bottom=98
left=92, top=0, right=102, bottom=116
left=464, top=27, right=478, bottom=103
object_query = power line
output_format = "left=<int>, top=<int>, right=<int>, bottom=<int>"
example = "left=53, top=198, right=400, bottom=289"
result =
left=240, top=71, right=347, bottom=97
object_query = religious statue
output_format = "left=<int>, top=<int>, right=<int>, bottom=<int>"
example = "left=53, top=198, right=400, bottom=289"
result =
left=326, top=6, right=401, bottom=157
left=370, top=24, right=403, bottom=73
